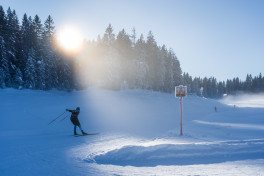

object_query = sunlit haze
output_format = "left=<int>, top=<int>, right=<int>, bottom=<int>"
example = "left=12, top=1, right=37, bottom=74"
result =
left=57, top=25, right=84, bottom=53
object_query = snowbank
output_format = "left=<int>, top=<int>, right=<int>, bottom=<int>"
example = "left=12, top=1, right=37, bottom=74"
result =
left=93, top=139, right=264, bottom=166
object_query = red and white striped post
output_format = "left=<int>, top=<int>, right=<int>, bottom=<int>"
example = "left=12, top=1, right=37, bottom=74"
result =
left=180, top=96, right=183, bottom=135
left=175, top=85, right=187, bottom=136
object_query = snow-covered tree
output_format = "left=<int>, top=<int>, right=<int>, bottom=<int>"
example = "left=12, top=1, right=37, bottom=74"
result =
left=6, top=8, right=20, bottom=87
left=42, top=15, right=58, bottom=89
left=103, top=24, right=115, bottom=46
left=36, top=57, right=46, bottom=90
left=0, top=36, right=9, bottom=87
left=43, top=15, right=54, bottom=43
left=13, top=68, right=23, bottom=89
left=0, top=6, right=7, bottom=38
left=24, top=49, right=36, bottom=89
left=131, top=27, right=136, bottom=47
left=116, top=29, right=133, bottom=88
left=134, top=34, right=148, bottom=89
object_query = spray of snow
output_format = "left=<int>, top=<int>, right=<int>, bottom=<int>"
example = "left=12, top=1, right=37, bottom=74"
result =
left=220, top=93, right=264, bottom=108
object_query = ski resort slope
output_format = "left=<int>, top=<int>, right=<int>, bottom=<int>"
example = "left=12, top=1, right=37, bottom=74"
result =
left=0, top=88, right=264, bottom=176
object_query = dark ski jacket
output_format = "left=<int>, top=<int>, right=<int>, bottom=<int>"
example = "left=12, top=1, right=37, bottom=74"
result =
left=67, top=109, right=80, bottom=126
left=68, top=110, right=79, bottom=118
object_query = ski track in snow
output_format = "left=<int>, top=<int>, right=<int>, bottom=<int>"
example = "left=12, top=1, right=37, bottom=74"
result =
left=1, top=88, right=264, bottom=175
left=194, top=120, right=264, bottom=130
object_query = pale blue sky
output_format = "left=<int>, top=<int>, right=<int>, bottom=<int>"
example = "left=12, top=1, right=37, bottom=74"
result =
left=1, top=0, right=264, bottom=81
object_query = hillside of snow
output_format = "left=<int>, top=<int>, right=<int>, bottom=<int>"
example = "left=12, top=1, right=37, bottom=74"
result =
left=0, top=88, right=264, bottom=176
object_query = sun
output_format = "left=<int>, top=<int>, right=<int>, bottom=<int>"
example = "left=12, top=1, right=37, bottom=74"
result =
left=57, top=25, right=84, bottom=52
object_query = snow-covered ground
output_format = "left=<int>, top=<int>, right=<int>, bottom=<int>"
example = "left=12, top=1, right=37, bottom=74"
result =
left=0, top=88, right=264, bottom=176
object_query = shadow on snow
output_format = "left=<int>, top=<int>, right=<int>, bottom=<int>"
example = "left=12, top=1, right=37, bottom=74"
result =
left=87, top=139, right=264, bottom=167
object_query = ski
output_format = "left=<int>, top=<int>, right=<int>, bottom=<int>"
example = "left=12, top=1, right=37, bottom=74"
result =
left=73, top=133, right=99, bottom=137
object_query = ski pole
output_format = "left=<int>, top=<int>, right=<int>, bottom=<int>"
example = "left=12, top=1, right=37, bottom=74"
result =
left=60, top=114, right=69, bottom=122
left=47, top=111, right=66, bottom=125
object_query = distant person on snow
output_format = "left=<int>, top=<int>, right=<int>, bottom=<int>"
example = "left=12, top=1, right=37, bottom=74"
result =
left=66, top=107, right=88, bottom=135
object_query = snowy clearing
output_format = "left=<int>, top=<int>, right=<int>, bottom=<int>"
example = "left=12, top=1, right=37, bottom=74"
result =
left=0, top=88, right=264, bottom=175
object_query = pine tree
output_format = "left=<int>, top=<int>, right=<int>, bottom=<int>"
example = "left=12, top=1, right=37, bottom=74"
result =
left=5, top=8, right=21, bottom=87
left=226, top=79, right=233, bottom=94
left=162, top=45, right=173, bottom=92
left=258, top=73, right=263, bottom=91
left=21, top=14, right=33, bottom=50
left=0, top=6, right=7, bottom=38
left=103, top=24, right=115, bottom=46
left=36, top=57, right=46, bottom=90
left=43, top=15, right=55, bottom=43
left=24, top=49, right=36, bottom=89
left=192, top=77, right=202, bottom=96
left=42, top=15, right=58, bottom=89
left=13, top=67, right=23, bottom=89
left=100, top=24, right=120, bottom=89
left=32, top=15, right=43, bottom=48
left=0, top=35, right=9, bottom=87
left=170, top=49, right=182, bottom=88
left=202, top=77, right=208, bottom=97
left=131, top=27, right=136, bottom=47
left=116, top=29, right=133, bottom=88
left=146, top=31, right=159, bottom=90
left=183, top=72, right=192, bottom=92
left=244, top=74, right=253, bottom=92
left=134, top=34, right=148, bottom=89
left=0, top=67, right=4, bottom=88
left=57, top=56, right=72, bottom=90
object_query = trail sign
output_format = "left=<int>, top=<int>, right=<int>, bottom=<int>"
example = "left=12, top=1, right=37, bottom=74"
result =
left=175, top=85, right=187, bottom=97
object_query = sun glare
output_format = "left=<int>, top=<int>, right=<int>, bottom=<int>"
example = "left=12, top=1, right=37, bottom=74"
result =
left=57, top=26, right=84, bottom=52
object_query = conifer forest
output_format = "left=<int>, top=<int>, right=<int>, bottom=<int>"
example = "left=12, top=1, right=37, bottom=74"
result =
left=0, top=6, right=263, bottom=98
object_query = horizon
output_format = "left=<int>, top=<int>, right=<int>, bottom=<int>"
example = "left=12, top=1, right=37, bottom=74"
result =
left=1, top=0, right=264, bottom=82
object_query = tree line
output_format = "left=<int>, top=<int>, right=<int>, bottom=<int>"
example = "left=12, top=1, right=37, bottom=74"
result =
left=0, top=6, right=182, bottom=92
left=0, top=6, right=73, bottom=90
left=77, top=24, right=182, bottom=92
left=0, top=6, right=263, bottom=98
left=182, top=73, right=264, bottom=98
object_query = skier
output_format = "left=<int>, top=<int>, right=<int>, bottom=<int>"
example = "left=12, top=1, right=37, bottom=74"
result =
left=66, top=107, right=88, bottom=135
left=214, top=106, right=217, bottom=112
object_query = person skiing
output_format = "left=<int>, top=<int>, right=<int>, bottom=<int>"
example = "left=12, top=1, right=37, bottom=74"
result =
left=66, top=107, right=88, bottom=135
left=214, top=106, right=217, bottom=112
